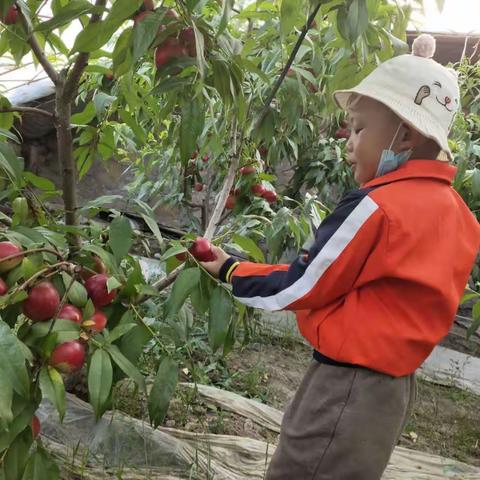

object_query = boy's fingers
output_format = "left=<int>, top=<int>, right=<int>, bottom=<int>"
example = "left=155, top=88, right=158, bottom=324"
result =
left=210, top=246, right=229, bottom=262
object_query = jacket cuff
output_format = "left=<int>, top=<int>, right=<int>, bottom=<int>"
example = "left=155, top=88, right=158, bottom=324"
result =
left=219, top=257, right=241, bottom=283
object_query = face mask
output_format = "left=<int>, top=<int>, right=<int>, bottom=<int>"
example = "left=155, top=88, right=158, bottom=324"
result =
left=375, top=123, right=412, bottom=178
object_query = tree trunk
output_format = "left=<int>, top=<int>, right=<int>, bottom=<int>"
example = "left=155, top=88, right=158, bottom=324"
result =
left=56, top=81, right=80, bottom=248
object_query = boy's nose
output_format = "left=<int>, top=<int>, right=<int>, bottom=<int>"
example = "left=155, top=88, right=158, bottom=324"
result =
left=445, top=96, right=451, bottom=104
left=346, top=137, right=354, bottom=152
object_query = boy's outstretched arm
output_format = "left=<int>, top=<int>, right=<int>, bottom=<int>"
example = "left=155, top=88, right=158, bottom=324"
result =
left=201, top=190, right=385, bottom=312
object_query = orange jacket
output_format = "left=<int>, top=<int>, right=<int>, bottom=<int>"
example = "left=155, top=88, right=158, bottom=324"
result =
left=222, top=160, right=480, bottom=376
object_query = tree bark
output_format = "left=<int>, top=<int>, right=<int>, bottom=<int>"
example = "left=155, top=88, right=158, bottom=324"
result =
left=55, top=82, right=80, bottom=248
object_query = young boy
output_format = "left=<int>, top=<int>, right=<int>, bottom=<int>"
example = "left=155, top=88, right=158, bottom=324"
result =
left=201, top=34, right=480, bottom=479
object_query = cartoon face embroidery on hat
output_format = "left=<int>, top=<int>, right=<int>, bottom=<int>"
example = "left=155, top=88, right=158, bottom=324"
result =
left=414, top=81, right=458, bottom=112
left=432, top=80, right=458, bottom=112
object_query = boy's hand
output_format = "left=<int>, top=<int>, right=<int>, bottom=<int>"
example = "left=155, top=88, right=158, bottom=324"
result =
left=199, top=245, right=230, bottom=278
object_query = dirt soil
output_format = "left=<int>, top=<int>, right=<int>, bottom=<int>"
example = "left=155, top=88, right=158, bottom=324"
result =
left=150, top=336, right=480, bottom=468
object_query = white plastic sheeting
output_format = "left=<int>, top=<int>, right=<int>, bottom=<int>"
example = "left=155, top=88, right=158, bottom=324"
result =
left=37, top=389, right=480, bottom=480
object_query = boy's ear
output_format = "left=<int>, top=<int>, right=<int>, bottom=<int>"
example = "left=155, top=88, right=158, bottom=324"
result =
left=398, top=123, right=423, bottom=151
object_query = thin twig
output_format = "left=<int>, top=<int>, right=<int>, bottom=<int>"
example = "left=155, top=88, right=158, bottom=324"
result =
left=8, top=261, right=71, bottom=299
left=130, top=304, right=170, bottom=354
left=0, top=107, right=53, bottom=118
left=0, top=247, right=65, bottom=266
left=253, top=3, right=322, bottom=131
left=183, top=200, right=203, bottom=209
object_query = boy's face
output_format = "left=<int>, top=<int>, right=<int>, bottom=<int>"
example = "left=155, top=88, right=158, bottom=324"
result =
left=345, top=97, right=403, bottom=185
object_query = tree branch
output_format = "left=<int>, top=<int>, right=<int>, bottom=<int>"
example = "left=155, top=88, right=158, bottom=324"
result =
left=253, top=3, right=322, bottom=131
left=151, top=264, right=184, bottom=291
left=0, top=107, right=53, bottom=118
left=204, top=120, right=242, bottom=241
left=19, top=11, right=59, bottom=85
left=62, top=0, right=107, bottom=102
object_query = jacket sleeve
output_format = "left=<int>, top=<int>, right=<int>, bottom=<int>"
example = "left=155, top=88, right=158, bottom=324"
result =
left=226, top=189, right=385, bottom=312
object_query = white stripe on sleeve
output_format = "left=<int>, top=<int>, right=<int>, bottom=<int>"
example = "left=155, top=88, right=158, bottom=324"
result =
left=235, top=196, right=379, bottom=311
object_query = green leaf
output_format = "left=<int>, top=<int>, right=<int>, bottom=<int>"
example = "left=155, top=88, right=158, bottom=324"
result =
left=23, top=172, right=56, bottom=191
left=192, top=22, right=207, bottom=78
left=231, top=234, right=265, bottom=263
left=0, top=369, right=13, bottom=427
left=71, top=0, right=142, bottom=53
left=0, top=142, right=23, bottom=185
left=467, top=301, right=480, bottom=339
left=12, top=196, right=28, bottom=224
left=179, top=97, right=205, bottom=165
left=0, top=319, right=30, bottom=398
left=36, top=0, right=98, bottom=32
left=471, top=169, right=480, bottom=199
left=79, top=194, right=122, bottom=213
left=347, top=0, right=369, bottom=42
left=112, top=28, right=133, bottom=78
left=461, top=292, right=480, bottom=304
left=93, top=92, right=116, bottom=117
left=29, top=319, right=80, bottom=344
left=0, top=430, right=31, bottom=480
left=105, top=344, right=146, bottom=393
left=81, top=245, right=119, bottom=276
left=88, top=349, right=112, bottom=420
left=148, top=357, right=178, bottom=428
left=118, top=110, right=146, bottom=144
left=21, top=445, right=60, bottom=480
left=0, top=127, right=20, bottom=143
left=46, top=32, right=69, bottom=56
left=120, top=260, right=145, bottom=298
left=39, top=366, right=65, bottom=422
left=217, top=0, right=234, bottom=35
left=165, top=268, right=201, bottom=317
left=109, top=216, right=133, bottom=263
left=190, top=272, right=210, bottom=316
left=106, top=276, right=121, bottom=293
left=160, top=245, right=188, bottom=262
left=133, top=10, right=164, bottom=62
left=70, top=21, right=115, bottom=53
left=0, top=397, right=36, bottom=452
left=108, top=0, right=142, bottom=24
left=83, top=299, right=95, bottom=321
left=61, top=272, right=88, bottom=307
left=280, top=0, right=305, bottom=37
left=0, top=97, right=13, bottom=131
left=222, top=318, right=236, bottom=356
left=71, top=101, right=96, bottom=125
left=118, top=311, right=152, bottom=364
left=107, top=323, right=136, bottom=343
left=141, top=214, right=164, bottom=249
left=208, top=286, right=233, bottom=353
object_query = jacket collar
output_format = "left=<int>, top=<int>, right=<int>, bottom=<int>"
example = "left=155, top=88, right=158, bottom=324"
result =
left=363, top=160, right=457, bottom=189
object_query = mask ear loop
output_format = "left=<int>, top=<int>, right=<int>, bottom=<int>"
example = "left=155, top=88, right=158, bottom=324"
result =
left=388, top=123, right=404, bottom=152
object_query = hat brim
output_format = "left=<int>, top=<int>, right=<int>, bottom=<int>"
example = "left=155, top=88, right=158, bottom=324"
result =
left=333, top=88, right=453, bottom=161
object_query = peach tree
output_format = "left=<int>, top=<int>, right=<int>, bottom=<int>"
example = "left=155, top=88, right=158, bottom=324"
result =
left=0, top=0, right=416, bottom=475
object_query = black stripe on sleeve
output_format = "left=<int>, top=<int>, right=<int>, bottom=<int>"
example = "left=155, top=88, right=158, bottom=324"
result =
left=232, top=187, right=373, bottom=300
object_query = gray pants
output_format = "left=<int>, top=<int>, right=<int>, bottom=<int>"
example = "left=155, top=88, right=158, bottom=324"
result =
left=266, top=360, right=416, bottom=480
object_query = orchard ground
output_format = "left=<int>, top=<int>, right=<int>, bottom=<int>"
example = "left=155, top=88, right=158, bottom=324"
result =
left=109, top=321, right=480, bottom=469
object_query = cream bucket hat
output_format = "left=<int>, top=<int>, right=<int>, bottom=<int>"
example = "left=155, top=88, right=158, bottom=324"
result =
left=333, top=34, right=460, bottom=160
